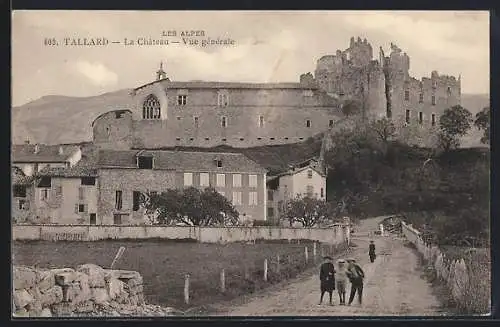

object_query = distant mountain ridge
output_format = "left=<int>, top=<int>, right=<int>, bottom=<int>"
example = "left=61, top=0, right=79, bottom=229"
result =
left=11, top=89, right=490, bottom=147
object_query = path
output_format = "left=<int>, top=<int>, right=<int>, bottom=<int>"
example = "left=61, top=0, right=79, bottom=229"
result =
left=218, top=217, right=445, bottom=316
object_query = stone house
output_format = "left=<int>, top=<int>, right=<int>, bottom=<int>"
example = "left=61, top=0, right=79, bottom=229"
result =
left=12, top=167, right=34, bottom=224
left=96, top=149, right=268, bottom=225
left=266, top=158, right=327, bottom=224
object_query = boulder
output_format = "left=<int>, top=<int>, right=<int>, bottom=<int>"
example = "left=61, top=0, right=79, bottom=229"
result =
left=74, top=272, right=92, bottom=303
left=40, top=285, right=63, bottom=307
left=74, top=300, right=94, bottom=313
left=62, top=283, right=79, bottom=302
left=13, top=289, right=34, bottom=309
left=13, top=266, right=37, bottom=290
left=106, top=278, right=125, bottom=300
left=13, top=308, right=29, bottom=317
left=27, top=301, right=43, bottom=317
left=27, top=286, right=43, bottom=302
left=91, top=287, right=110, bottom=304
left=51, top=302, right=74, bottom=316
left=54, top=271, right=77, bottom=286
left=105, top=269, right=141, bottom=281
left=77, top=264, right=106, bottom=288
left=38, top=270, right=56, bottom=292
left=40, top=308, right=52, bottom=317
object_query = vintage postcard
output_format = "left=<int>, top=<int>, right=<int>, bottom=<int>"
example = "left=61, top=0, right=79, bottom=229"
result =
left=11, top=10, right=490, bottom=318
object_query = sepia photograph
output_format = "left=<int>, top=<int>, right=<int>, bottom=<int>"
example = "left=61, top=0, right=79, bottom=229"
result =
left=11, top=10, right=490, bottom=318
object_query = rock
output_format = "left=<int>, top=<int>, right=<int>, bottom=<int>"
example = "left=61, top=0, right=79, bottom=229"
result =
left=106, top=278, right=125, bottom=300
left=13, top=266, right=37, bottom=290
left=74, top=300, right=94, bottom=313
left=74, top=272, right=92, bottom=303
left=27, top=286, right=43, bottom=302
left=129, top=295, right=138, bottom=306
left=54, top=271, right=77, bottom=286
left=51, top=302, right=74, bottom=316
left=40, top=285, right=63, bottom=307
left=91, top=287, right=110, bottom=304
left=13, top=308, right=29, bottom=317
left=77, top=264, right=106, bottom=288
left=38, top=270, right=56, bottom=292
left=62, top=283, right=79, bottom=302
left=105, top=269, right=141, bottom=281
left=40, top=308, right=52, bottom=317
left=27, top=302, right=43, bottom=317
left=13, top=289, right=34, bottom=309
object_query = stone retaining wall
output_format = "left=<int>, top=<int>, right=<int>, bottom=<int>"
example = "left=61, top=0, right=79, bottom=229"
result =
left=12, top=264, right=145, bottom=317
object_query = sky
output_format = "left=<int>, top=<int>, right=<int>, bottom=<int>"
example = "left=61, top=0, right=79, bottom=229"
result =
left=12, top=11, right=490, bottom=106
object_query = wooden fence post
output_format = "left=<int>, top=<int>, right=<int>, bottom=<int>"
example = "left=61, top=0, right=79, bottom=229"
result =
left=305, top=246, right=309, bottom=262
left=264, top=259, right=268, bottom=281
left=220, top=269, right=226, bottom=293
left=276, top=255, right=280, bottom=273
left=184, top=274, right=190, bottom=305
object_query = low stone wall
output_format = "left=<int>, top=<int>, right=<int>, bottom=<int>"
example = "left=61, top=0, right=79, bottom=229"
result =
left=12, top=224, right=350, bottom=245
left=12, top=264, right=145, bottom=317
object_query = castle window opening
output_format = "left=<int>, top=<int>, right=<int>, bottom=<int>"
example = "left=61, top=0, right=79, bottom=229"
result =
left=267, top=189, right=274, bottom=201
left=307, top=169, right=313, bottom=179
left=257, top=137, right=262, bottom=140
left=284, top=137, right=289, bottom=140
left=115, top=190, right=123, bottom=210
left=189, top=138, right=194, bottom=141
left=418, top=112, right=423, bottom=125
left=177, top=95, right=187, bottom=106
left=216, top=160, right=223, bottom=168
left=90, top=214, right=96, bottom=225
left=299, top=137, right=304, bottom=140
left=405, top=110, right=411, bottom=124
left=142, top=94, right=161, bottom=119
left=431, top=114, right=436, bottom=126
left=205, top=137, right=210, bottom=141
left=270, top=137, right=275, bottom=140
left=78, top=204, right=86, bottom=213
left=320, top=187, right=324, bottom=198
left=194, top=116, right=199, bottom=128
left=176, top=116, right=181, bottom=120
left=132, top=191, right=141, bottom=211
left=431, top=95, right=436, bottom=105
left=137, top=156, right=154, bottom=169
left=218, top=93, right=228, bottom=107
left=106, top=127, right=111, bottom=136
left=81, top=177, right=96, bottom=186
left=419, top=93, right=423, bottom=103
left=329, top=120, right=334, bottom=127
left=176, top=137, right=181, bottom=141
left=221, top=116, right=227, bottom=128
left=222, top=138, right=227, bottom=142
left=404, top=90, right=410, bottom=101
left=259, top=115, right=264, bottom=127
left=240, top=138, right=244, bottom=141
left=306, top=120, right=311, bottom=128
left=447, top=87, right=452, bottom=96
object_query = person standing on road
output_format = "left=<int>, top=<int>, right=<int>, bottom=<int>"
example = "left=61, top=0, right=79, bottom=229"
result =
left=369, top=240, right=376, bottom=263
left=346, top=258, right=365, bottom=306
left=318, top=256, right=336, bottom=305
left=336, top=259, right=348, bottom=305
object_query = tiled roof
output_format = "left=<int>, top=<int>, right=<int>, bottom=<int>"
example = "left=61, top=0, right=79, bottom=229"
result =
left=98, top=149, right=267, bottom=173
left=134, top=80, right=319, bottom=92
left=12, top=144, right=80, bottom=163
left=268, top=163, right=326, bottom=180
left=37, top=145, right=99, bottom=178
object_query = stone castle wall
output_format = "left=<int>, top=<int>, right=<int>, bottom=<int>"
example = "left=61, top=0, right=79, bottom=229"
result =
left=12, top=264, right=145, bottom=317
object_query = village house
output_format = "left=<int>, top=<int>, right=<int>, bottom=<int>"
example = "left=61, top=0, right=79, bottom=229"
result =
left=266, top=158, right=327, bottom=224
left=12, top=142, right=82, bottom=176
left=12, top=167, right=34, bottom=224
left=96, top=149, right=267, bottom=225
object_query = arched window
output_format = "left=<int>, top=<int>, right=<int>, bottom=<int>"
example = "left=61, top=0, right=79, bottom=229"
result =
left=142, top=95, right=161, bottom=120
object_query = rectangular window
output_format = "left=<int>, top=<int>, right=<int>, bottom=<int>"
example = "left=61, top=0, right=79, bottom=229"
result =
left=259, top=115, right=264, bottom=127
left=249, top=174, right=258, bottom=188
left=232, top=191, right=242, bottom=205
left=320, top=187, right=324, bottom=198
left=329, top=120, right=334, bottom=127
left=216, top=174, right=226, bottom=187
left=306, top=119, right=311, bottom=128
left=216, top=160, right=222, bottom=168
left=19, top=199, right=28, bottom=210
left=177, top=95, right=187, bottom=106
left=419, top=112, right=423, bottom=125
left=432, top=95, right=436, bottom=105
left=233, top=174, right=242, bottom=187
left=405, top=110, right=411, bottom=124
left=267, top=207, right=275, bottom=217
left=115, top=190, right=122, bottom=210
left=133, top=191, right=141, bottom=211
left=404, top=90, right=410, bottom=101
left=194, top=116, right=199, bottom=128
left=221, top=116, right=227, bottom=128
left=13, top=185, right=26, bottom=198
left=81, top=177, right=96, bottom=185
left=138, top=156, right=153, bottom=169
left=41, top=189, right=49, bottom=201
left=249, top=191, right=258, bottom=205
left=267, top=189, right=274, bottom=201
left=78, top=187, right=85, bottom=201
left=78, top=204, right=86, bottom=213
left=218, top=93, right=228, bottom=107
left=200, top=173, right=210, bottom=187
left=37, top=176, right=51, bottom=188
left=113, top=214, right=122, bottom=225
left=431, top=114, right=436, bottom=127
left=419, top=93, right=423, bottom=103
left=90, top=213, right=97, bottom=225
left=307, top=169, right=313, bottom=179
left=184, top=173, right=193, bottom=186
left=306, top=185, right=314, bottom=197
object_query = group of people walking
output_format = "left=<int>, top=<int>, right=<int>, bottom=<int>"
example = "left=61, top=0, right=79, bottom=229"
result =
left=318, top=240, right=375, bottom=306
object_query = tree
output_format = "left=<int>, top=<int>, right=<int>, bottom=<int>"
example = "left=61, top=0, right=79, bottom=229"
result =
left=438, top=105, right=473, bottom=151
left=141, top=187, right=239, bottom=226
left=284, top=195, right=332, bottom=227
left=474, top=106, right=490, bottom=144
left=341, top=99, right=363, bottom=117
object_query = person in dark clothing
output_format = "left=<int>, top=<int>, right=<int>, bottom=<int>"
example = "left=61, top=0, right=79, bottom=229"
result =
left=319, top=256, right=336, bottom=305
left=346, top=258, right=365, bottom=305
left=369, top=240, right=376, bottom=263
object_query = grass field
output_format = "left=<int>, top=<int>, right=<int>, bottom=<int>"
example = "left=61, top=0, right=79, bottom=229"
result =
left=12, top=239, right=347, bottom=310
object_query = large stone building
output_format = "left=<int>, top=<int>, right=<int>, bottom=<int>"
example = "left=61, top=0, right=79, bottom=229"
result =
left=92, top=36, right=461, bottom=150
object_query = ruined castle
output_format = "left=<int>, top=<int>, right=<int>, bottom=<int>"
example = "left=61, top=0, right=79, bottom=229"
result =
left=92, top=37, right=461, bottom=150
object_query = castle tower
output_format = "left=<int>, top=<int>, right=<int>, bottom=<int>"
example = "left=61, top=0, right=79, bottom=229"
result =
left=156, top=61, right=167, bottom=81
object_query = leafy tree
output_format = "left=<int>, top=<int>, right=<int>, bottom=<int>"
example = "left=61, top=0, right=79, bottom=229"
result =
left=474, top=106, right=490, bottom=144
left=341, top=99, right=363, bottom=117
left=284, top=195, right=332, bottom=227
left=438, top=105, right=473, bottom=151
left=141, top=187, right=239, bottom=226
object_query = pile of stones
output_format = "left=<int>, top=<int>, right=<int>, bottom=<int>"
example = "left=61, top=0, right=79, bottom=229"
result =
left=12, top=264, right=177, bottom=317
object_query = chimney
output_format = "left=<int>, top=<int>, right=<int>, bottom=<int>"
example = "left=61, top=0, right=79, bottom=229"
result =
left=58, top=146, right=64, bottom=155
left=34, top=144, right=40, bottom=154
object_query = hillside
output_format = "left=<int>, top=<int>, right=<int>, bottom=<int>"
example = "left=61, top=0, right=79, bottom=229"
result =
left=12, top=90, right=489, bottom=146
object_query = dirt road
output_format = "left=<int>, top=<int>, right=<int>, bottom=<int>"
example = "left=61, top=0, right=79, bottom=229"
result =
left=219, top=217, right=446, bottom=316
